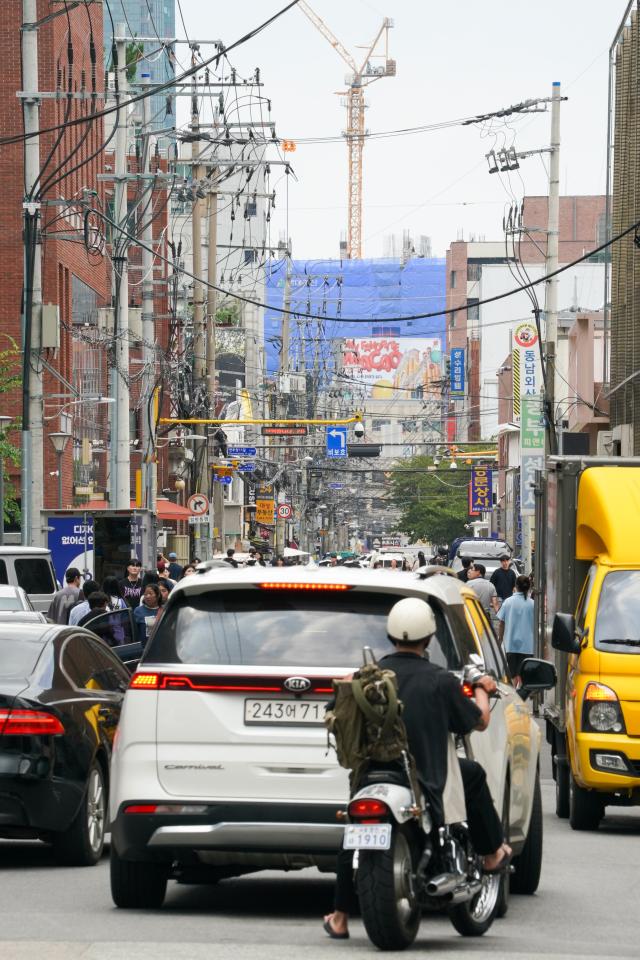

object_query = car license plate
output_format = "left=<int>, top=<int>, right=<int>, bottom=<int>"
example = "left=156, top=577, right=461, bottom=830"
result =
left=343, top=824, right=392, bottom=850
left=244, top=698, right=326, bottom=726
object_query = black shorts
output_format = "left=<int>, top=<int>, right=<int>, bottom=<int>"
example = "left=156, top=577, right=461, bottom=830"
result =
left=506, top=652, right=529, bottom=679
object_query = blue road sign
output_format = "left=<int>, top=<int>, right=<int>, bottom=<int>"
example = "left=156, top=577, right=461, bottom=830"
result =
left=214, top=475, right=232, bottom=485
left=326, top=426, right=347, bottom=458
left=227, top=446, right=256, bottom=457
left=238, top=462, right=255, bottom=473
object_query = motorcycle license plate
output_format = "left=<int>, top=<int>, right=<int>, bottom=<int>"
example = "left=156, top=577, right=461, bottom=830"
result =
left=343, top=824, right=392, bottom=850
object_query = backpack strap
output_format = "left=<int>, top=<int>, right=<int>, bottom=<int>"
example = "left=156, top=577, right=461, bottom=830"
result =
left=352, top=676, right=399, bottom=739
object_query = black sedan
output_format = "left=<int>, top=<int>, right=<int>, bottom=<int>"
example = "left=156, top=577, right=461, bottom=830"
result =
left=0, top=622, right=133, bottom=865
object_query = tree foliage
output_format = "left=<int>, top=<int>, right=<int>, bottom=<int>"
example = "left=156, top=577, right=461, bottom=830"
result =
left=388, top=455, right=471, bottom=547
left=0, top=336, right=21, bottom=526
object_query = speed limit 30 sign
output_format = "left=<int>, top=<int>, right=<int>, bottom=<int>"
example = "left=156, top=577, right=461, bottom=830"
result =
left=277, top=503, right=292, bottom=520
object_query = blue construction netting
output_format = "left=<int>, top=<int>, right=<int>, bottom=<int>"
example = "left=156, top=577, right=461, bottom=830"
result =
left=264, top=257, right=446, bottom=376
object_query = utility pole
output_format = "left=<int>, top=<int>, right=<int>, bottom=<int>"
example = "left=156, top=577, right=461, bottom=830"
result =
left=21, top=0, right=44, bottom=545
left=140, top=71, right=157, bottom=526
left=544, top=80, right=561, bottom=454
left=275, top=259, right=292, bottom=557
left=190, top=48, right=209, bottom=557
left=109, top=22, right=131, bottom=509
left=207, top=187, right=224, bottom=552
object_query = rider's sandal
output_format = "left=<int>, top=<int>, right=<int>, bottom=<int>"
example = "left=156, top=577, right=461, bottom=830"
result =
left=323, top=918, right=350, bottom=940
left=483, top=849, right=513, bottom=875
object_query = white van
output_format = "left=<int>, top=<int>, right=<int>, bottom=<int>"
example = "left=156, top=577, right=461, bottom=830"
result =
left=0, top=547, right=58, bottom=612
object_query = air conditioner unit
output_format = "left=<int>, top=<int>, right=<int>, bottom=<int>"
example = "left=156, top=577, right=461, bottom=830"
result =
left=596, top=430, right=613, bottom=456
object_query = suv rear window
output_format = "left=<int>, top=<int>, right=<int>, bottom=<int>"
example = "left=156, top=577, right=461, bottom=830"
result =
left=144, top=589, right=465, bottom=670
left=15, top=559, right=56, bottom=595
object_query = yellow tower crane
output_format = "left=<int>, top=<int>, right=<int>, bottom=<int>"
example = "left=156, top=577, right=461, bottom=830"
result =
left=297, top=2, right=395, bottom=259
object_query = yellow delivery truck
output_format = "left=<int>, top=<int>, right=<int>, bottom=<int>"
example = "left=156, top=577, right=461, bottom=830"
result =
left=536, top=457, right=640, bottom=830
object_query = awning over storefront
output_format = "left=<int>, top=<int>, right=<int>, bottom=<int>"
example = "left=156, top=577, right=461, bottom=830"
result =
left=83, top=499, right=193, bottom=520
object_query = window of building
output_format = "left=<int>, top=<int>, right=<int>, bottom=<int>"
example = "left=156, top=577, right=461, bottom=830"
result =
left=245, top=201, right=257, bottom=218
left=244, top=249, right=257, bottom=264
left=467, top=262, right=482, bottom=282
left=467, top=298, right=480, bottom=322
left=372, top=419, right=391, bottom=431
left=450, top=269, right=457, bottom=289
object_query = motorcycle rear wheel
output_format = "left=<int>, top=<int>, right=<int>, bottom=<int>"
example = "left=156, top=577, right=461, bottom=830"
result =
left=448, top=873, right=501, bottom=936
left=357, top=825, right=421, bottom=951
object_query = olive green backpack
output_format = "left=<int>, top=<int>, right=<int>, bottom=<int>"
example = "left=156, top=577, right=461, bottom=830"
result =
left=325, top=650, right=413, bottom=791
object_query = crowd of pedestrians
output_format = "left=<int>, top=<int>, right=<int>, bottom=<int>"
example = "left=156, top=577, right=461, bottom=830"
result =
left=46, top=550, right=205, bottom=644
left=458, top=553, right=534, bottom=686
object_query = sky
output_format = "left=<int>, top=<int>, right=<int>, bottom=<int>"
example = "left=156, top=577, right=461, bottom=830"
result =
left=175, top=0, right=624, bottom=261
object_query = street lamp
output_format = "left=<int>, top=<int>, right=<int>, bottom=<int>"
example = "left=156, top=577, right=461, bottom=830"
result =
left=49, top=431, right=72, bottom=508
left=0, top=415, right=12, bottom=545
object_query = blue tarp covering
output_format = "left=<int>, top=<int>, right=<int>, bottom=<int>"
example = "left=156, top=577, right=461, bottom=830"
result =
left=264, top=257, right=446, bottom=376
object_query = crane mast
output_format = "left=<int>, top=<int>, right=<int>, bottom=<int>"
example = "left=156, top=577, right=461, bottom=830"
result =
left=298, top=2, right=395, bottom=259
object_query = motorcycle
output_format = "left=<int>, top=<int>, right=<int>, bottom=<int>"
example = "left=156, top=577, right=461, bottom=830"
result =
left=342, top=667, right=502, bottom=950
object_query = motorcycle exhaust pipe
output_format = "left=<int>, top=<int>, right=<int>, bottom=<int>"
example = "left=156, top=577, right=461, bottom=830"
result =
left=426, top=873, right=460, bottom=897
left=449, top=879, right=483, bottom=904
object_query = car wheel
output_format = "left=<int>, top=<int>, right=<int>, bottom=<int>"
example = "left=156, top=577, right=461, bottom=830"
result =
left=52, top=760, right=106, bottom=866
left=110, top=846, right=168, bottom=909
left=511, top=771, right=543, bottom=895
left=569, top=774, right=604, bottom=831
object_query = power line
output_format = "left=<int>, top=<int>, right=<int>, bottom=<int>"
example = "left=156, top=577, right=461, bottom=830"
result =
left=90, top=201, right=639, bottom=324
left=0, top=0, right=301, bottom=147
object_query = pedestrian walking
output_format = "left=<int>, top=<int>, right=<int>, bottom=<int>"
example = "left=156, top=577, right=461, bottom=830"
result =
left=68, top=579, right=100, bottom=625
left=167, top=552, right=183, bottom=580
left=223, top=549, right=239, bottom=568
left=77, top=591, right=109, bottom=629
left=102, top=576, right=127, bottom=612
left=467, top=563, right=499, bottom=618
left=413, top=550, right=426, bottom=570
left=490, top=555, right=517, bottom=602
left=47, top=568, right=82, bottom=624
left=118, top=559, right=143, bottom=608
left=496, top=575, right=535, bottom=686
left=180, top=564, right=197, bottom=579
left=457, top=557, right=472, bottom=582
left=134, top=584, right=162, bottom=644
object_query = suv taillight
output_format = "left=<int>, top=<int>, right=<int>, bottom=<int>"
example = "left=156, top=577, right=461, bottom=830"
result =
left=0, top=708, right=64, bottom=736
left=129, top=673, right=160, bottom=689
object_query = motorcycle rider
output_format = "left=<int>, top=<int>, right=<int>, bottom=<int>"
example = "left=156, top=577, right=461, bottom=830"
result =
left=323, top=596, right=511, bottom=940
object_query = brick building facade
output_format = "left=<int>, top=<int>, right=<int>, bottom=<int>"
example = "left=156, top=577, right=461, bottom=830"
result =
left=445, top=195, right=606, bottom=442
left=0, top=1, right=110, bottom=515
left=0, top=3, right=172, bottom=524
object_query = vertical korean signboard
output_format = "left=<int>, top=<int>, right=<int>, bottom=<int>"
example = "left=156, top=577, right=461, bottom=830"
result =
left=470, top=467, right=493, bottom=513
left=450, top=347, right=465, bottom=396
left=513, top=321, right=544, bottom=516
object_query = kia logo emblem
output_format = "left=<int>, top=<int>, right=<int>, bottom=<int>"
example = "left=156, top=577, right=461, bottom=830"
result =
left=284, top=676, right=311, bottom=693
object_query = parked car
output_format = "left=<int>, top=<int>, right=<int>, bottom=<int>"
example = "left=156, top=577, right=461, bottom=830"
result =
left=0, top=585, right=36, bottom=612
left=450, top=539, right=518, bottom=580
left=0, top=611, right=49, bottom=624
left=0, top=547, right=58, bottom=612
left=109, top=566, right=554, bottom=909
left=0, top=621, right=134, bottom=864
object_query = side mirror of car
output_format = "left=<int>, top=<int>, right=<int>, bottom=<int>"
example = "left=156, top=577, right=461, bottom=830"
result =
left=551, top=612, right=581, bottom=654
left=518, top=658, right=557, bottom=701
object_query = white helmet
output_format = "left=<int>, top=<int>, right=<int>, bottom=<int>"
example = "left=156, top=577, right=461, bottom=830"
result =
left=387, top=597, right=436, bottom=644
